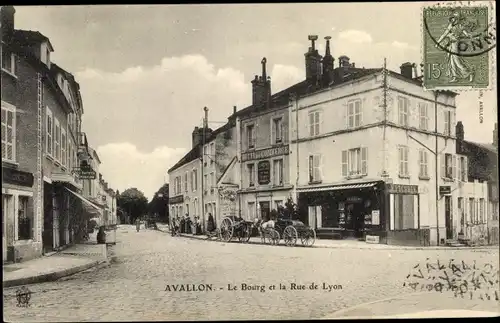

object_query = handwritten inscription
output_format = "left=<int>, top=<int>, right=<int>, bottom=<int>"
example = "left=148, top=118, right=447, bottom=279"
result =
left=403, top=258, right=499, bottom=301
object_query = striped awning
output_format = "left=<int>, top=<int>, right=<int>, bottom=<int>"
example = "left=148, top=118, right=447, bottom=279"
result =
left=64, top=187, right=103, bottom=216
left=297, top=182, right=379, bottom=193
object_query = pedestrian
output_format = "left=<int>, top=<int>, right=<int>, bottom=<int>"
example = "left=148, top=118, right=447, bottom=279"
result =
left=135, top=218, right=140, bottom=232
left=97, top=226, right=106, bottom=244
left=185, top=213, right=192, bottom=234
left=207, top=213, right=215, bottom=233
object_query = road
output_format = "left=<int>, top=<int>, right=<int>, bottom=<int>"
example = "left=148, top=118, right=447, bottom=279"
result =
left=3, top=225, right=499, bottom=321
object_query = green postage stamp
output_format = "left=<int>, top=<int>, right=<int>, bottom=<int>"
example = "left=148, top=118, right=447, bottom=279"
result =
left=422, top=2, right=496, bottom=90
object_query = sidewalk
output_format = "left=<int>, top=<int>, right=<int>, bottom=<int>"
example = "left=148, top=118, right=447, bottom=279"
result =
left=3, top=242, right=108, bottom=288
left=327, top=291, right=500, bottom=319
left=157, top=225, right=498, bottom=250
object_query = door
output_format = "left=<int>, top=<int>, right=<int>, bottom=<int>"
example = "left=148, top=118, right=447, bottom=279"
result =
left=445, top=196, right=453, bottom=240
left=259, top=201, right=270, bottom=221
left=43, top=183, right=54, bottom=253
left=2, top=194, right=11, bottom=261
left=308, top=206, right=317, bottom=229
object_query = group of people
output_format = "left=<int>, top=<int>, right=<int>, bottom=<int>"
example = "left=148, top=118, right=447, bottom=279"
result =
left=171, top=213, right=215, bottom=236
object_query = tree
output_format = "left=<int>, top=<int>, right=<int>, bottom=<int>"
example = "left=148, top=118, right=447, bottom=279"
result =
left=117, top=188, right=149, bottom=223
left=277, top=197, right=300, bottom=220
left=148, top=183, right=169, bottom=223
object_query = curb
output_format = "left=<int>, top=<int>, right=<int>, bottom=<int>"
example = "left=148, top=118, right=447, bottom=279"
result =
left=165, top=231, right=498, bottom=251
left=3, top=260, right=104, bottom=288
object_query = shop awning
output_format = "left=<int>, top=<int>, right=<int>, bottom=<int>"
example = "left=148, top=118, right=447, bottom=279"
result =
left=297, top=182, right=379, bottom=193
left=52, top=172, right=83, bottom=191
left=64, top=187, right=103, bottom=216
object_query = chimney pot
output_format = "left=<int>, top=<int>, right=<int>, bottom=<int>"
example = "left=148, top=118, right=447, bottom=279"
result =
left=233, top=106, right=237, bottom=114
left=1, top=6, right=16, bottom=40
left=400, top=62, right=414, bottom=79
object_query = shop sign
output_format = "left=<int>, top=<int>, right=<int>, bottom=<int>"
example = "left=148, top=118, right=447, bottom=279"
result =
left=242, top=145, right=289, bottom=162
left=386, top=184, right=419, bottom=195
left=169, top=195, right=184, bottom=204
left=439, top=186, right=451, bottom=195
left=371, top=210, right=380, bottom=225
left=2, top=167, right=34, bottom=187
left=257, top=161, right=270, bottom=185
left=366, top=235, right=380, bottom=244
left=346, top=196, right=363, bottom=203
left=79, top=170, right=97, bottom=180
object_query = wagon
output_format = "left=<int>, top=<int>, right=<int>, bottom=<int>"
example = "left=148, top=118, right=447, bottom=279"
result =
left=219, top=216, right=254, bottom=243
left=274, top=218, right=316, bottom=247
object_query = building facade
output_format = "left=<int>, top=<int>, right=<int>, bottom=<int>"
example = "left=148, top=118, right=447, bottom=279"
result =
left=235, top=58, right=293, bottom=221
left=289, top=36, right=491, bottom=246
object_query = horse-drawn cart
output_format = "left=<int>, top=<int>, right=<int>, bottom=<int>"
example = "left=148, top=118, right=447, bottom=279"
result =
left=219, top=216, right=254, bottom=243
left=274, top=218, right=316, bottom=247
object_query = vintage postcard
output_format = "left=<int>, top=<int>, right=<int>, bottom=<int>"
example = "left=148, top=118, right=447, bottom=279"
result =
left=2, top=2, right=499, bottom=321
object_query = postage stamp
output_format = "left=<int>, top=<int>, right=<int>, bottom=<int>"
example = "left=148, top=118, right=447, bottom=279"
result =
left=422, top=2, right=496, bottom=91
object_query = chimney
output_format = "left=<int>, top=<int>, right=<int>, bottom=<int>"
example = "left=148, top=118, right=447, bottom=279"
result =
left=192, top=126, right=202, bottom=148
left=233, top=106, right=237, bottom=114
left=493, top=122, right=498, bottom=147
left=321, top=36, right=335, bottom=86
left=0, top=6, right=15, bottom=40
left=338, top=55, right=351, bottom=68
left=305, top=35, right=323, bottom=83
left=400, top=62, right=413, bottom=79
left=456, top=121, right=464, bottom=141
left=251, top=57, right=271, bottom=107
left=203, top=106, right=208, bottom=129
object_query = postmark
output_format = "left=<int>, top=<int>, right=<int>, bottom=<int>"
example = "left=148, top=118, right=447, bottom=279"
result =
left=422, top=2, right=496, bottom=91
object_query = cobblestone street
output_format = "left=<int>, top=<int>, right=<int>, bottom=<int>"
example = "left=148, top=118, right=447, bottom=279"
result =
left=3, top=226, right=499, bottom=321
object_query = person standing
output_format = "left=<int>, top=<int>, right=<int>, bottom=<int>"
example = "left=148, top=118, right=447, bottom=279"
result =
left=135, top=218, right=141, bottom=232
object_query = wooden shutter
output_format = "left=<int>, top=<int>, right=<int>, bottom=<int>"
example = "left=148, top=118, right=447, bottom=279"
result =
left=398, top=147, right=403, bottom=175
left=452, top=155, right=457, bottom=179
left=361, top=147, right=368, bottom=175
left=457, top=157, right=462, bottom=182
left=308, top=155, right=314, bottom=182
left=441, top=154, right=446, bottom=178
left=463, top=157, right=468, bottom=181
left=314, top=155, right=321, bottom=181
left=309, top=113, right=314, bottom=136
left=341, top=150, right=348, bottom=177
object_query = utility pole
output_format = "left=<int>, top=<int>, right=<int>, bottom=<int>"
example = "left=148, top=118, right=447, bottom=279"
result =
left=200, top=107, right=208, bottom=232
left=434, top=91, right=440, bottom=246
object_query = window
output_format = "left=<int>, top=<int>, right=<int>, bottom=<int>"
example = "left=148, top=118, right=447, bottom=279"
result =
left=272, top=117, right=283, bottom=144
left=347, top=99, right=362, bottom=128
left=398, top=96, right=410, bottom=126
left=341, top=147, right=367, bottom=177
left=176, top=176, right=182, bottom=195
left=54, top=119, right=61, bottom=161
left=68, top=140, right=72, bottom=170
left=1, top=50, right=16, bottom=75
left=469, top=198, right=475, bottom=224
left=61, top=128, right=67, bottom=167
left=193, top=169, right=198, bottom=191
left=248, top=202, right=255, bottom=220
left=210, top=142, right=215, bottom=164
left=273, top=159, right=283, bottom=186
left=419, top=149, right=429, bottom=178
left=308, top=154, right=322, bottom=182
left=394, top=194, right=415, bottom=230
left=210, top=172, right=215, bottom=192
left=479, top=198, right=485, bottom=223
left=204, top=174, right=208, bottom=192
left=308, top=110, right=321, bottom=136
left=17, top=196, right=33, bottom=240
left=458, top=156, right=467, bottom=181
left=1, top=102, right=16, bottom=162
left=419, top=103, right=429, bottom=130
left=443, top=110, right=451, bottom=136
left=184, top=172, right=188, bottom=192
left=458, top=197, right=465, bottom=228
left=46, top=108, right=53, bottom=156
left=247, top=124, right=255, bottom=149
left=398, top=146, right=409, bottom=177
left=441, top=153, right=455, bottom=179
left=248, top=163, right=255, bottom=187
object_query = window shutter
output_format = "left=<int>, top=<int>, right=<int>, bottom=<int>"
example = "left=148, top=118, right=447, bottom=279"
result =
left=463, top=157, right=468, bottom=181
left=360, top=99, right=365, bottom=126
left=457, top=157, right=462, bottom=182
left=452, top=155, right=456, bottom=179
left=406, top=99, right=411, bottom=127
left=451, top=111, right=455, bottom=136
left=344, top=103, right=348, bottom=129
left=271, top=119, right=275, bottom=144
left=398, top=147, right=402, bottom=175
left=405, top=147, right=409, bottom=176
left=308, top=155, right=313, bottom=182
left=309, top=113, right=314, bottom=136
left=341, top=150, right=348, bottom=177
left=319, top=111, right=323, bottom=135
left=361, top=147, right=367, bottom=175
left=440, top=153, right=445, bottom=178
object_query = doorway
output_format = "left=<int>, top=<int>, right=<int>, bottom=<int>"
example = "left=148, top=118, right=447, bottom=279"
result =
left=43, top=183, right=54, bottom=253
left=259, top=201, right=270, bottom=221
left=345, top=202, right=365, bottom=239
left=445, top=196, right=453, bottom=240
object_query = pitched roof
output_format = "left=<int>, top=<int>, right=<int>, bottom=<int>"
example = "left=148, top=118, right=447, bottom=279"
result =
left=12, top=29, right=54, bottom=51
left=465, top=140, right=498, bottom=154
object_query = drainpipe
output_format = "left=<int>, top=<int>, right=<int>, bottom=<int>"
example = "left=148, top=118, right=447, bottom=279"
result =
left=434, top=91, right=440, bottom=246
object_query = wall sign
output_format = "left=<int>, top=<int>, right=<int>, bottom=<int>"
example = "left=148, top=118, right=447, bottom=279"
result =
left=366, top=235, right=380, bottom=244
left=439, top=186, right=451, bottom=195
left=242, top=144, right=289, bottom=162
left=169, top=195, right=184, bottom=204
left=371, top=210, right=380, bottom=225
left=2, top=167, right=34, bottom=187
left=386, top=184, right=419, bottom=195
left=257, top=161, right=270, bottom=185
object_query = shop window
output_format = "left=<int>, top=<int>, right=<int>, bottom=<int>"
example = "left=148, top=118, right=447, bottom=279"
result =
left=394, top=194, right=415, bottom=230
left=1, top=102, right=16, bottom=163
left=18, top=196, right=33, bottom=240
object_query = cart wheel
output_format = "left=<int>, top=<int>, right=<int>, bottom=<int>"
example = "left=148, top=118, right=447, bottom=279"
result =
left=269, top=229, right=280, bottom=245
left=243, top=223, right=252, bottom=243
left=300, top=228, right=316, bottom=247
left=283, top=226, right=298, bottom=247
left=220, top=217, right=234, bottom=242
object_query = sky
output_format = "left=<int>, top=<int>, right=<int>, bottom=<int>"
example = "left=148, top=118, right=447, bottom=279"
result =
left=13, top=3, right=497, bottom=200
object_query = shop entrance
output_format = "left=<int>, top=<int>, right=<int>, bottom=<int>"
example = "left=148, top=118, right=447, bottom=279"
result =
left=345, top=199, right=365, bottom=239
left=259, top=201, right=270, bottom=221
left=43, top=183, right=54, bottom=253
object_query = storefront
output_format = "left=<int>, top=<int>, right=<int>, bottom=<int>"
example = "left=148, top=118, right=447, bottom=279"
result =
left=169, top=195, right=184, bottom=221
left=2, top=167, right=41, bottom=262
left=297, top=181, right=385, bottom=240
